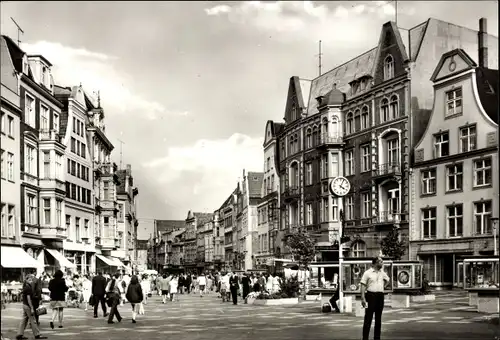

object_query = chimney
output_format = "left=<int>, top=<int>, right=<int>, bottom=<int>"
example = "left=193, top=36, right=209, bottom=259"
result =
left=478, top=18, right=488, bottom=68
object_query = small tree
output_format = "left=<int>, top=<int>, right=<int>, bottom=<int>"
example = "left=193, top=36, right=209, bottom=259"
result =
left=285, top=228, right=316, bottom=298
left=380, top=229, right=406, bottom=260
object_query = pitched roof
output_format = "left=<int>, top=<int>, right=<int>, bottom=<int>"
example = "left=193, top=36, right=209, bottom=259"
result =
left=247, top=172, right=264, bottom=198
left=298, top=78, right=312, bottom=108
left=193, top=213, right=214, bottom=226
left=2, top=35, right=24, bottom=73
left=475, top=67, right=499, bottom=124
left=306, top=47, right=378, bottom=116
left=156, top=220, right=185, bottom=234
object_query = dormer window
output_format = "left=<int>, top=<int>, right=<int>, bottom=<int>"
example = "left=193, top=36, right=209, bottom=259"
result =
left=351, top=81, right=358, bottom=95
left=360, top=79, right=366, bottom=91
left=41, top=67, right=47, bottom=85
left=384, top=55, right=394, bottom=80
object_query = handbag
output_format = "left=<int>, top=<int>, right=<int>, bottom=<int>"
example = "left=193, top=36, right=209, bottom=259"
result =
left=89, top=294, right=95, bottom=306
left=36, top=306, right=47, bottom=316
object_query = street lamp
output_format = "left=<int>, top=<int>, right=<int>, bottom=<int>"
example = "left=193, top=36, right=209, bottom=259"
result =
left=491, top=217, right=498, bottom=256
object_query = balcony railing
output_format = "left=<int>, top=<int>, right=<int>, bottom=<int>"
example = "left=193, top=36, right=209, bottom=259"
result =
left=22, top=173, right=38, bottom=186
left=374, top=162, right=401, bottom=177
left=39, top=130, right=62, bottom=143
left=373, top=211, right=401, bottom=224
left=317, top=133, right=343, bottom=147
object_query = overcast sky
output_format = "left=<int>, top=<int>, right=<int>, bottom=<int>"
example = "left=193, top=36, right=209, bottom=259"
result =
left=1, top=1, right=498, bottom=224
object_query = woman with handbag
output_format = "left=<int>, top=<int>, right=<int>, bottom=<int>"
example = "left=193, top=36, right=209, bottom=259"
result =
left=105, top=273, right=122, bottom=324
left=48, top=270, right=69, bottom=330
left=81, top=275, right=92, bottom=311
left=125, top=275, right=143, bottom=323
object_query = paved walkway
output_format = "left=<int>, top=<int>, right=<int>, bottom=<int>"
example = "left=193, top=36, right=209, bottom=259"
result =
left=1, top=291, right=498, bottom=340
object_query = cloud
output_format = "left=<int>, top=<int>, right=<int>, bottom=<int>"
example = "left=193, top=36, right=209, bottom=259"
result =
left=142, top=133, right=263, bottom=212
left=205, top=5, right=232, bottom=16
left=21, top=41, right=169, bottom=119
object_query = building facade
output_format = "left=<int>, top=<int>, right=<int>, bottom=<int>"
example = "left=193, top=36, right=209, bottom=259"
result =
left=116, top=164, right=139, bottom=266
left=184, top=211, right=213, bottom=272
left=410, top=47, right=498, bottom=288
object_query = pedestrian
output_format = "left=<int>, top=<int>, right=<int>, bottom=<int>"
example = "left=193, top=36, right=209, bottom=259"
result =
left=91, top=271, right=108, bottom=318
left=15, top=274, right=47, bottom=340
left=140, top=274, right=150, bottom=305
left=159, top=274, right=170, bottom=304
left=197, top=272, right=206, bottom=298
left=229, top=272, right=239, bottom=305
left=360, top=256, right=390, bottom=340
left=106, top=273, right=123, bottom=324
left=328, top=273, right=341, bottom=313
left=125, top=275, right=143, bottom=324
left=169, top=275, right=179, bottom=302
left=81, top=275, right=92, bottom=311
left=48, top=269, right=69, bottom=330
left=185, top=274, right=192, bottom=294
left=178, top=274, right=185, bottom=294
left=241, top=273, right=250, bottom=302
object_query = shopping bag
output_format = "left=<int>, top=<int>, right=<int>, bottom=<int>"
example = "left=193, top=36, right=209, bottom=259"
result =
left=139, top=302, right=145, bottom=315
left=36, top=306, right=47, bottom=316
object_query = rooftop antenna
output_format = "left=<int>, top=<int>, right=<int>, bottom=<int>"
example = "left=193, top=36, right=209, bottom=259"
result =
left=10, top=17, right=24, bottom=46
left=97, top=90, right=101, bottom=108
left=317, top=40, right=323, bottom=76
left=117, top=138, right=125, bottom=170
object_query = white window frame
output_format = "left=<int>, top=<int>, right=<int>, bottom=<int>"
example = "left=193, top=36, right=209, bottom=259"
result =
left=1, top=203, right=6, bottom=237
left=25, top=94, right=36, bottom=128
left=0, top=149, right=4, bottom=179
left=473, top=158, right=492, bottom=187
left=56, top=200, right=62, bottom=228
left=55, top=153, right=62, bottom=180
left=446, top=163, right=463, bottom=192
left=460, top=125, right=476, bottom=152
left=384, top=55, right=394, bottom=80
left=306, top=162, right=312, bottom=185
left=322, top=154, right=328, bottom=178
left=346, top=113, right=353, bottom=134
left=323, top=197, right=329, bottom=222
left=25, top=144, right=37, bottom=176
left=381, top=98, right=390, bottom=122
left=361, top=106, right=369, bottom=130
left=421, top=169, right=436, bottom=195
left=351, top=241, right=366, bottom=258
left=345, top=151, right=354, bottom=176
left=43, top=198, right=51, bottom=225
left=306, top=203, right=312, bottom=225
left=474, top=201, right=492, bottom=235
left=75, top=217, right=80, bottom=242
left=390, top=95, right=399, bottom=119
left=332, top=198, right=338, bottom=221
left=7, top=152, right=14, bottom=181
left=8, top=115, right=14, bottom=137
left=40, top=104, right=49, bottom=131
left=421, top=208, right=436, bottom=239
left=447, top=204, right=463, bottom=238
left=8, top=205, right=15, bottom=238
left=331, top=152, right=339, bottom=178
left=346, top=196, right=354, bottom=220
left=387, top=138, right=399, bottom=165
left=361, top=145, right=370, bottom=172
left=306, top=128, right=312, bottom=149
left=103, top=181, right=110, bottom=200
left=26, top=194, right=37, bottom=225
left=43, top=151, right=51, bottom=179
left=362, top=192, right=371, bottom=218
left=53, top=113, right=59, bottom=132
left=387, top=188, right=400, bottom=214
left=446, top=87, right=462, bottom=116
left=434, top=132, right=449, bottom=158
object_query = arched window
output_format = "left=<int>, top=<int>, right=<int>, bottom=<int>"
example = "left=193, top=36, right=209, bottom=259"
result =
left=291, top=103, right=297, bottom=121
left=289, top=162, right=299, bottom=188
left=312, top=126, right=319, bottom=147
left=306, top=128, right=312, bottom=149
left=351, top=241, right=366, bottom=258
left=381, top=98, right=390, bottom=122
left=361, top=106, right=369, bottom=130
left=390, top=95, right=399, bottom=119
left=322, top=118, right=329, bottom=142
left=346, top=112, right=354, bottom=134
left=289, top=135, right=294, bottom=155
left=354, top=109, right=360, bottom=133
left=384, top=55, right=394, bottom=80
left=294, top=133, right=299, bottom=153
left=331, top=116, right=339, bottom=137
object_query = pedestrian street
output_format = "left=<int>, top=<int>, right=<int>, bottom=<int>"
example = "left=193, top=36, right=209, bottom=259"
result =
left=1, top=291, right=497, bottom=340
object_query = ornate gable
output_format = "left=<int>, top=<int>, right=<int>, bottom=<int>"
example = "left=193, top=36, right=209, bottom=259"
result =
left=264, top=120, right=274, bottom=144
left=430, top=49, right=477, bottom=83
left=372, top=21, right=410, bottom=85
left=284, top=76, right=307, bottom=124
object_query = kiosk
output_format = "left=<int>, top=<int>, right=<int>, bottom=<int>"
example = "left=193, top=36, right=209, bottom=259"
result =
left=463, top=256, right=499, bottom=313
left=391, top=261, right=424, bottom=307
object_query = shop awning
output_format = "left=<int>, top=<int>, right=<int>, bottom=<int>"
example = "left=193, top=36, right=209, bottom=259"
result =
left=45, top=249, right=77, bottom=269
left=96, top=254, right=115, bottom=266
left=109, top=257, right=125, bottom=268
left=1, top=246, right=42, bottom=268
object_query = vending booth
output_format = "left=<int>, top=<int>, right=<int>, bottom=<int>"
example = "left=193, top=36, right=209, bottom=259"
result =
left=463, top=256, right=499, bottom=313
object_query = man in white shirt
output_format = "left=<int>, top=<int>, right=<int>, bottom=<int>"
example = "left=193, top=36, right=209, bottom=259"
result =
left=197, top=273, right=207, bottom=297
left=360, top=256, right=390, bottom=340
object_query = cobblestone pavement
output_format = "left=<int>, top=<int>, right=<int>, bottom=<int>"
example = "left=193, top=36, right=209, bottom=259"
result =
left=1, top=291, right=498, bottom=340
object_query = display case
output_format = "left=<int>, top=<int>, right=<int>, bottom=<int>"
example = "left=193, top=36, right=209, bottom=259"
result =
left=392, top=261, right=423, bottom=290
left=309, top=262, right=340, bottom=290
left=341, top=258, right=393, bottom=294
left=463, top=257, right=499, bottom=289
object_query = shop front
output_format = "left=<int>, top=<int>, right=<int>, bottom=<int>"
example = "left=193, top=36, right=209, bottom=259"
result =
left=95, top=254, right=125, bottom=275
left=44, top=248, right=77, bottom=275
left=462, top=256, right=499, bottom=313
left=63, top=250, right=95, bottom=275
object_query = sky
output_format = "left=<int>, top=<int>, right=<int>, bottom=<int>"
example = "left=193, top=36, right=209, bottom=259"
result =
left=1, top=1, right=498, bottom=228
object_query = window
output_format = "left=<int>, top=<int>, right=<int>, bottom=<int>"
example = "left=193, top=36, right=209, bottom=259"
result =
left=1, top=203, right=6, bottom=237
left=446, top=88, right=462, bottom=116
left=53, top=113, right=59, bottom=132
left=346, top=112, right=353, bottom=134
left=390, top=95, right=399, bottom=119
left=421, top=208, right=436, bottom=239
left=345, top=196, right=354, bottom=220
left=474, top=201, right=492, bottom=234
left=7, top=152, right=14, bottom=181
left=56, top=200, right=62, bottom=227
left=446, top=163, right=463, bottom=192
left=289, top=162, right=299, bottom=188
left=73, top=117, right=76, bottom=133
left=306, top=203, right=312, bottom=225
left=447, top=204, right=463, bottom=237
left=104, top=181, right=110, bottom=200
left=345, top=151, right=354, bottom=176
left=84, top=219, right=89, bottom=240
left=0, top=149, right=4, bottom=179
left=55, top=154, right=62, bottom=180
left=81, top=143, right=86, bottom=158
left=75, top=217, right=80, bottom=242
left=323, top=198, right=329, bottom=222
left=421, top=169, right=436, bottom=195
left=460, top=125, right=476, bottom=152
left=473, top=158, right=491, bottom=187
left=362, top=193, right=371, bottom=218
left=41, top=67, right=47, bottom=85
left=312, top=127, right=319, bottom=147
left=434, top=132, right=449, bottom=158
left=384, top=55, right=394, bottom=80
left=43, top=198, right=51, bottom=225
left=25, top=144, right=36, bottom=176
left=2, top=205, right=15, bottom=238
left=66, top=215, right=71, bottom=238
left=331, top=152, right=339, bottom=177
left=387, top=188, right=400, bottom=214
left=7, top=116, right=14, bottom=137
left=266, top=157, right=271, bottom=172
left=26, top=194, right=37, bottom=225
left=43, top=152, right=50, bottom=179
left=306, top=128, right=312, bottom=149
left=361, top=145, right=370, bottom=172
left=306, top=162, right=312, bottom=185
left=71, top=137, right=76, bottom=153
left=322, top=154, right=328, bottom=178
left=351, top=241, right=366, bottom=257
left=25, top=94, right=35, bottom=127
left=332, top=198, right=338, bottom=221
left=381, top=98, right=390, bottom=122
left=361, top=106, right=369, bottom=130
left=0, top=112, right=4, bottom=133
left=71, top=183, right=76, bottom=200
left=40, top=105, right=49, bottom=131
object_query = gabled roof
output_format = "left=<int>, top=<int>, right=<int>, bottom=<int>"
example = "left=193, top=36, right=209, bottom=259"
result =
left=298, top=78, right=312, bottom=109
left=430, top=49, right=477, bottom=82
left=156, top=220, right=185, bottom=234
left=2, top=35, right=24, bottom=73
left=475, top=67, right=499, bottom=124
left=194, top=213, right=214, bottom=226
left=247, top=172, right=264, bottom=198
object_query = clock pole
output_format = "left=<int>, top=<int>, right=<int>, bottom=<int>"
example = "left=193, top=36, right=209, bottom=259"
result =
left=338, top=209, right=344, bottom=313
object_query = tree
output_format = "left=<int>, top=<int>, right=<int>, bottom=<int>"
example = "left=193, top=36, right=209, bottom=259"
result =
left=285, top=228, right=316, bottom=298
left=380, top=229, right=406, bottom=260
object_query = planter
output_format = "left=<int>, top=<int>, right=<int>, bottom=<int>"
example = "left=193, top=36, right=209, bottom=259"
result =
left=253, top=297, right=299, bottom=306
left=410, top=294, right=435, bottom=302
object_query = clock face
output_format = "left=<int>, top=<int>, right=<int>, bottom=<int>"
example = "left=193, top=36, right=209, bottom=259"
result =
left=330, top=177, right=350, bottom=197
